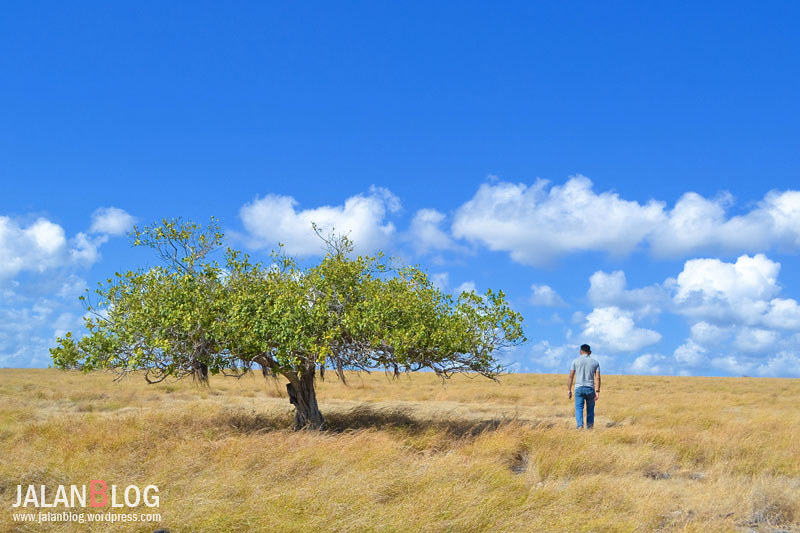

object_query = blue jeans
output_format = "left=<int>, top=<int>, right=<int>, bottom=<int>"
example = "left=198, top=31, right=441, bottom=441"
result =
left=575, top=386, right=595, bottom=428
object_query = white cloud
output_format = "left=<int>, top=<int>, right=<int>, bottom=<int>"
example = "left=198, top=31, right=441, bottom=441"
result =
left=732, top=327, right=779, bottom=354
left=529, top=284, right=566, bottom=307
left=69, top=232, right=103, bottom=265
left=581, top=306, right=662, bottom=353
left=0, top=216, right=105, bottom=279
left=689, top=321, right=732, bottom=345
left=430, top=272, right=449, bottom=291
left=448, top=176, right=800, bottom=264
left=0, top=208, right=132, bottom=367
left=755, top=351, right=800, bottom=378
left=649, top=192, right=735, bottom=257
left=765, top=190, right=800, bottom=247
left=26, top=218, right=66, bottom=253
left=711, top=355, right=754, bottom=376
left=651, top=189, right=800, bottom=256
left=630, top=353, right=671, bottom=375
left=239, top=186, right=400, bottom=255
left=673, top=340, right=707, bottom=366
left=454, top=281, right=476, bottom=294
left=0, top=292, right=85, bottom=368
left=670, top=254, right=800, bottom=337
left=0, top=338, right=52, bottom=368
left=452, top=176, right=665, bottom=266
left=587, top=253, right=800, bottom=374
left=672, top=254, right=781, bottom=325
left=407, top=209, right=462, bottom=255
left=56, top=275, right=88, bottom=300
left=52, top=311, right=82, bottom=340
left=530, top=341, right=575, bottom=369
left=588, top=270, right=667, bottom=316
left=89, top=207, right=137, bottom=236
left=659, top=254, right=800, bottom=374
left=675, top=253, right=780, bottom=304
left=763, top=298, right=800, bottom=330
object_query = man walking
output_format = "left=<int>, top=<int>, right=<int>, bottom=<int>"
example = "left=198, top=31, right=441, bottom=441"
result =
left=568, top=344, right=601, bottom=429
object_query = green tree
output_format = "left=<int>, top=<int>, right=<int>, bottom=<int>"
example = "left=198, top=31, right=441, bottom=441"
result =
left=52, top=219, right=526, bottom=429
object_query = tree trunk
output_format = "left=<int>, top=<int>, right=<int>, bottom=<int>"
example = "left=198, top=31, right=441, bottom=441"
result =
left=192, top=361, right=209, bottom=385
left=286, top=365, right=326, bottom=430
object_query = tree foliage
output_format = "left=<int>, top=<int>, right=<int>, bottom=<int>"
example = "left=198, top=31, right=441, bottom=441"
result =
left=52, top=219, right=526, bottom=429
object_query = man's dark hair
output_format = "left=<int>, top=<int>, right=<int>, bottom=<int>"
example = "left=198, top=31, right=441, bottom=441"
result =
left=580, top=344, right=591, bottom=354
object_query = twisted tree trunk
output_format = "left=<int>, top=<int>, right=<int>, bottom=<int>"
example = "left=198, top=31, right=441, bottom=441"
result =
left=286, top=365, right=326, bottom=430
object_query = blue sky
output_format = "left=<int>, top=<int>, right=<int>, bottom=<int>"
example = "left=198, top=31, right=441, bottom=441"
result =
left=2, top=2, right=800, bottom=376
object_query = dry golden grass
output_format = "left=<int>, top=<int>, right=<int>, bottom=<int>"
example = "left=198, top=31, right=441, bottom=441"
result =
left=1, top=369, right=799, bottom=532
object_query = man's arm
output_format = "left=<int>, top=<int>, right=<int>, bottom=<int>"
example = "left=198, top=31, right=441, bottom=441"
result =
left=567, top=369, right=575, bottom=399
left=594, top=369, right=601, bottom=401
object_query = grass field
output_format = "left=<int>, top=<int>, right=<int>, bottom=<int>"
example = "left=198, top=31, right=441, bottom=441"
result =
left=0, top=369, right=798, bottom=532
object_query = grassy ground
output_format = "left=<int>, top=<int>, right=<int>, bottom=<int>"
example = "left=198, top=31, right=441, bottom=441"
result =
left=0, top=369, right=798, bottom=532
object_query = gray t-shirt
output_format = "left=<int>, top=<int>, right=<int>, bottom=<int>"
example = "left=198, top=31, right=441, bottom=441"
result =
left=570, top=355, right=599, bottom=389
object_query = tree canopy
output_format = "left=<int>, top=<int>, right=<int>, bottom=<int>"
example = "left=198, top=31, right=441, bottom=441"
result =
left=51, top=219, right=526, bottom=429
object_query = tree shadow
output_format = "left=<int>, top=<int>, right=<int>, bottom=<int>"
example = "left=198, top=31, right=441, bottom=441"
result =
left=225, top=411, right=289, bottom=433
left=225, top=404, right=514, bottom=438
left=325, top=404, right=510, bottom=437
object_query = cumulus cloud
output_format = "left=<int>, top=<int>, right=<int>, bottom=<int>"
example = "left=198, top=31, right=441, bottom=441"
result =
left=239, top=186, right=400, bottom=255
left=583, top=252, right=800, bottom=375
left=581, top=306, right=662, bottom=353
left=672, top=254, right=800, bottom=331
left=630, top=353, right=671, bottom=375
left=0, top=216, right=104, bottom=279
left=711, top=355, right=753, bottom=376
left=672, top=322, right=729, bottom=367
left=0, top=208, right=135, bottom=367
left=732, top=327, right=779, bottom=354
left=588, top=270, right=668, bottom=316
left=755, top=351, right=800, bottom=378
left=587, top=253, right=800, bottom=374
left=447, top=176, right=800, bottom=265
left=689, top=321, right=732, bottom=345
left=674, top=254, right=779, bottom=306
left=762, top=298, right=800, bottom=330
left=529, top=284, right=566, bottom=307
left=454, top=281, right=476, bottom=294
left=407, top=209, right=463, bottom=255
left=711, top=349, right=800, bottom=378
left=651, top=189, right=800, bottom=256
left=530, top=341, right=575, bottom=369
left=452, top=176, right=665, bottom=266
left=648, top=192, right=735, bottom=257
left=69, top=232, right=103, bottom=265
left=673, top=340, right=707, bottom=366
left=89, top=207, right=137, bottom=236
left=430, top=272, right=449, bottom=291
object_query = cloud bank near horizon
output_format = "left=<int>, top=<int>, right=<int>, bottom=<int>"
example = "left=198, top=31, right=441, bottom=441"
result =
left=4, top=176, right=800, bottom=377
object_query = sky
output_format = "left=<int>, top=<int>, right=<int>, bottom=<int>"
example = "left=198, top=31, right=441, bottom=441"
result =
left=2, top=2, right=800, bottom=377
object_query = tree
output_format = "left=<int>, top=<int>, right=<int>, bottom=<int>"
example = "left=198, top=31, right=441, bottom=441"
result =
left=52, top=219, right=526, bottom=429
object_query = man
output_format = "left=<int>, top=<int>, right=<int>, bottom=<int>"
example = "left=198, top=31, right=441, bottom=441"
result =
left=567, top=344, right=601, bottom=429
